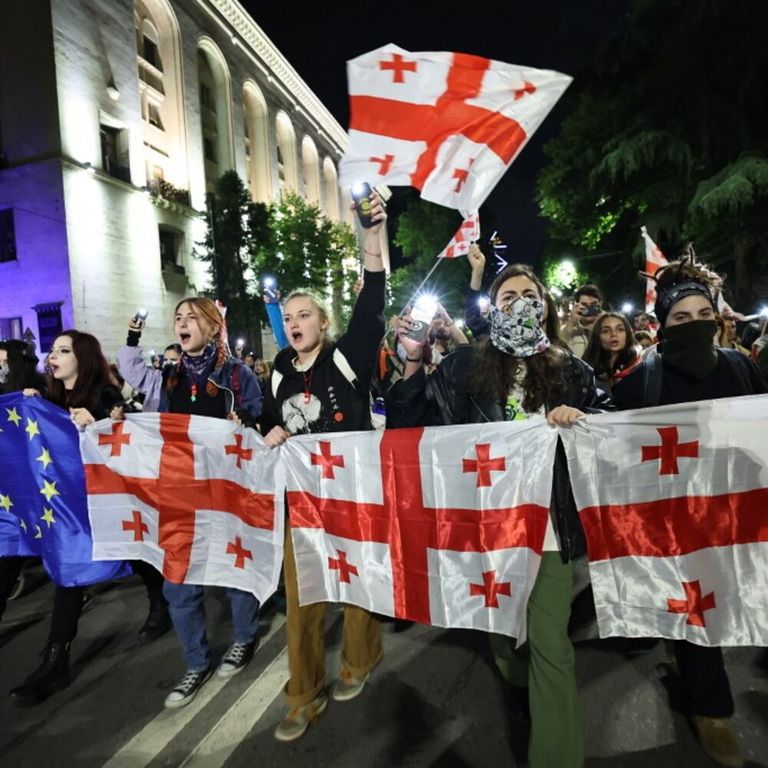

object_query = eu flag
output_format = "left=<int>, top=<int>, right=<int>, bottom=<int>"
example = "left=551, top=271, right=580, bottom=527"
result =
left=0, top=392, right=130, bottom=586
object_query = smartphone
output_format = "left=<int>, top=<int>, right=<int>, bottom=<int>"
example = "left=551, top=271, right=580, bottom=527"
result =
left=350, top=182, right=375, bottom=228
left=133, top=308, right=148, bottom=323
left=581, top=304, right=601, bottom=317
left=405, top=296, right=438, bottom=344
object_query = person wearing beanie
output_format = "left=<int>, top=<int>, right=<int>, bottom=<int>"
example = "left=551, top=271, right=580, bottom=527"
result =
left=613, top=256, right=765, bottom=768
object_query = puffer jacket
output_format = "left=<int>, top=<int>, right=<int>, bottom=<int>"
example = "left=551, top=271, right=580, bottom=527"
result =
left=387, top=344, right=610, bottom=562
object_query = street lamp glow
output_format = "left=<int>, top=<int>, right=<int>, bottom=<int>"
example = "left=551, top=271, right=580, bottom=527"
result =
left=621, top=302, right=634, bottom=315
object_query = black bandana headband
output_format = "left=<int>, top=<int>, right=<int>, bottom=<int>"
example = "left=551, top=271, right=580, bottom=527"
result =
left=654, top=280, right=714, bottom=327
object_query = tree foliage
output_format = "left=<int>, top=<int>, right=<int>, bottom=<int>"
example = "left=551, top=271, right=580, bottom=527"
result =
left=390, top=196, right=492, bottom=318
left=536, top=0, right=768, bottom=309
left=198, top=176, right=360, bottom=349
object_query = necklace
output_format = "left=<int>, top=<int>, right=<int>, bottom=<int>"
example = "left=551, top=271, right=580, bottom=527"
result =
left=302, top=366, right=314, bottom=405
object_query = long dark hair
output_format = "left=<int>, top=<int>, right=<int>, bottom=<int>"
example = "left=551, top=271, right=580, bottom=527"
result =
left=469, top=264, right=570, bottom=413
left=0, top=340, right=40, bottom=393
left=583, top=312, right=638, bottom=378
left=46, top=330, right=112, bottom=412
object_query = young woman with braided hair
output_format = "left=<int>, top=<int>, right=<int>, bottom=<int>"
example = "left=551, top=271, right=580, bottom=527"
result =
left=156, top=297, right=264, bottom=709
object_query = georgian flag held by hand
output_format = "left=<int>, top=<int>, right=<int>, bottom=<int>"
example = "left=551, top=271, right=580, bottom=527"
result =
left=339, top=44, right=572, bottom=215
left=282, top=420, right=558, bottom=642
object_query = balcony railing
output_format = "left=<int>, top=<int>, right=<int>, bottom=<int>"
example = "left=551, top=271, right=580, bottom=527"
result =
left=149, top=178, right=191, bottom=206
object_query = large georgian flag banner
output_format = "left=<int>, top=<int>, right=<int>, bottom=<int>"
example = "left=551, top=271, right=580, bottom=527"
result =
left=339, top=44, right=572, bottom=214
left=561, top=395, right=768, bottom=647
left=81, top=414, right=284, bottom=602
left=280, top=420, right=558, bottom=642
left=0, top=393, right=130, bottom=586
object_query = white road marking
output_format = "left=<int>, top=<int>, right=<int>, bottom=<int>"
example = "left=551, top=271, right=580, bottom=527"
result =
left=102, top=614, right=286, bottom=768
left=179, top=647, right=289, bottom=767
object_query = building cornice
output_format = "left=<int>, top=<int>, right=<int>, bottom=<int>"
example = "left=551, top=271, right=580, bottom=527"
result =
left=202, top=0, right=348, bottom=153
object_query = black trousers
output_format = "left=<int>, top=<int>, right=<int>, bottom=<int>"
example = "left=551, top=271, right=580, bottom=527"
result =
left=675, top=640, right=734, bottom=718
left=48, top=561, right=166, bottom=644
left=0, top=556, right=25, bottom=620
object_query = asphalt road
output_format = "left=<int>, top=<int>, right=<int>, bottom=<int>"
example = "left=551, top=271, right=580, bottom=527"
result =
left=1, top=565, right=767, bottom=767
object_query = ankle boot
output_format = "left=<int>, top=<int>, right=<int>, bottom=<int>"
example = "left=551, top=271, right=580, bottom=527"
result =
left=10, top=642, right=71, bottom=704
left=139, top=600, right=172, bottom=641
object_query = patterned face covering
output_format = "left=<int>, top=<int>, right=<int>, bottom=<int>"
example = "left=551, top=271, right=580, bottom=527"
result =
left=489, top=297, right=550, bottom=358
left=0, top=362, right=8, bottom=384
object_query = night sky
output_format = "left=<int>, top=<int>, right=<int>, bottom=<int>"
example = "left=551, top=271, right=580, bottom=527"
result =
left=243, top=1, right=628, bottom=262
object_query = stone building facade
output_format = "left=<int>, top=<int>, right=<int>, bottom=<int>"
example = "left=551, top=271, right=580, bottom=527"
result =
left=0, top=0, right=357, bottom=358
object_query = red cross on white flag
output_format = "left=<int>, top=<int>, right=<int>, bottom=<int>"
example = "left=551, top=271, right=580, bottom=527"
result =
left=282, top=418, right=558, bottom=641
left=640, top=225, right=669, bottom=313
left=339, top=44, right=572, bottom=215
left=561, top=396, right=768, bottom=647
left=438, top=212, right=480, bottom=259
left=81, top=413, right=284, bottom=602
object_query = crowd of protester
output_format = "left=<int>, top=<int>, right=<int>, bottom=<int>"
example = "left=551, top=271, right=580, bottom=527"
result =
left=2, top=194, right=767, bottom=767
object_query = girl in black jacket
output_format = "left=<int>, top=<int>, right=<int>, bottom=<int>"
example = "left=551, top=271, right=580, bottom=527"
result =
left=262, top=195, right=387, bottom=742
left=390, top=262, right=607, bottom=768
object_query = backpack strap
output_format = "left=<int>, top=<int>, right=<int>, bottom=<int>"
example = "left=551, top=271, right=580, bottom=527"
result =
left=271, top=368, right=284, bottom=399
left=332, top=348, right=361, bottom=390
left=642, top=348, right=663, bottom=407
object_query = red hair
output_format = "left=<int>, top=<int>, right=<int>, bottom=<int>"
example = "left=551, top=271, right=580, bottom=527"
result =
left=166, top=297, right=229, bottom=396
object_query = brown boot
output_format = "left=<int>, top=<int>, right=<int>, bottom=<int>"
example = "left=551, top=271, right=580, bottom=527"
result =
left=691, top=716, right=743, bottom=767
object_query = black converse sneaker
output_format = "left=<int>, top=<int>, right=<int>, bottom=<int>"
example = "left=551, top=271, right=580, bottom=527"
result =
left=216, top=641, right=256, bottom=679
left=164, top=667, right=213, bottom=709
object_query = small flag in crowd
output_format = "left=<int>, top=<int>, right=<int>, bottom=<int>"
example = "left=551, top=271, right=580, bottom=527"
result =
left=0, top=393, right=130, bottom=586
left=562, top=395, right=768, bottom=647
left=340, top=44, right=572, bottom=215
left=81, top=413, right=284, bottom=602
left=438, top=212, right=480, bottom=259
left=281, top=420, right=558, bottom=642
left=641, top=225, right=669, bottom=312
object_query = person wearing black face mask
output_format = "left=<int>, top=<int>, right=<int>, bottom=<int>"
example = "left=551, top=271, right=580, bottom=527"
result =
left=612, top=256, right=765, bottom=768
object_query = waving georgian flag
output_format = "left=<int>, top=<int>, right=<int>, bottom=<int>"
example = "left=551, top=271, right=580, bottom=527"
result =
left=281, top=420, right=558, bottom=642
left=339, top=44, right=572, bottom=215
left=561, top=395, right=768, bottom=647
left=438, top=212, right=480, bottom=259
left=641, top=226, right=669, bottom=313
left=81, top=414, right=284, bottom=602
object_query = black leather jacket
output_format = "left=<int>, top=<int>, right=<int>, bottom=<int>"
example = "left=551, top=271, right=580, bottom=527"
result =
left=387, top=344, right=610, bottom=562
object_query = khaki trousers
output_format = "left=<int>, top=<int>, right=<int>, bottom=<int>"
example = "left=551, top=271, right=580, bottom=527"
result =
left=283, top=523, right=383, bottom=708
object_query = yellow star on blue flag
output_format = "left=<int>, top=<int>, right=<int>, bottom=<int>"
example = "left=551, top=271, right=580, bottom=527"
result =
left=0, top=391, right=130, bottom=586
left=25, top=418, right=41, bottom=440
left=37, top=448, right=53, bottom=470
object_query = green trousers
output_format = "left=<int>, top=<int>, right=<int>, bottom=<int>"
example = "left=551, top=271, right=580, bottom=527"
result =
left=490, top=552, right=584, bottom=768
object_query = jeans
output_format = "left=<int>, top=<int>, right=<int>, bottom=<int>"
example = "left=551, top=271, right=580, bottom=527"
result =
left=163, top=582, right=260, bottom=671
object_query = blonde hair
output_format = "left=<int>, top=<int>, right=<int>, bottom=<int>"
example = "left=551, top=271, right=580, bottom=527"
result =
left=283, top=290, right=333, bottom=338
